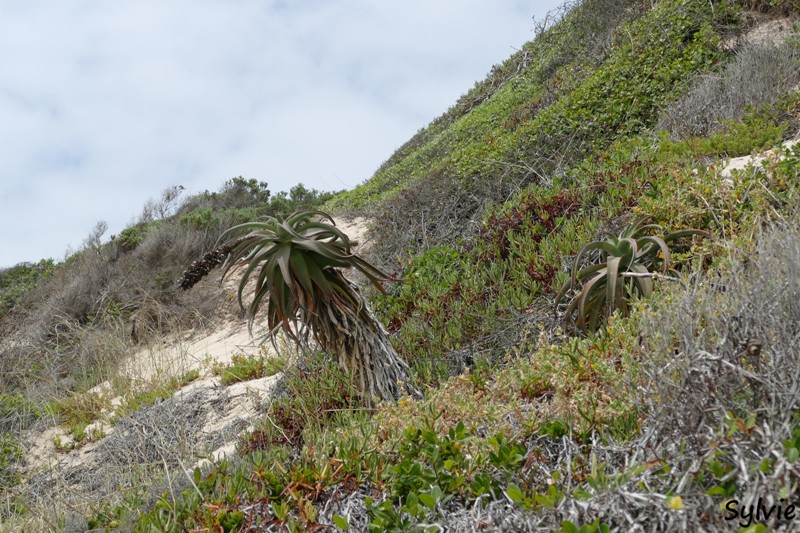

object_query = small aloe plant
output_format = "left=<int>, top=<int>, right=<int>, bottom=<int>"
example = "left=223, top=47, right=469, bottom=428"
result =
left=555, top=216, right=709, bottom=333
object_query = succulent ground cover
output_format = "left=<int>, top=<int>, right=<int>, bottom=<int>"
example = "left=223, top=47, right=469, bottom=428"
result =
left=1, top=0, right=800, bottom=531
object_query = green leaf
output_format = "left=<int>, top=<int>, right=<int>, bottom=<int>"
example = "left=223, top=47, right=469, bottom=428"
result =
left=561, top=520, right=580, bottom=533
left=606, top=255, right=622, bottom=315
left=418, top=493, right=437, bottom=509
left=705, top=486, right=727, bottom=496
left=506, top=483, right=524, bottom=503
left=333, top=514, right=350, bottom=531
left=739, top=524, right=767, bottom=533
left=787, top=447, right=799, bottom=462
left=289, top=249, right=314, bottom=295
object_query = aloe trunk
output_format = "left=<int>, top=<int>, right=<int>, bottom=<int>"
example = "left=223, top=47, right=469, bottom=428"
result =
left=302, top=275, right=416, bottom=404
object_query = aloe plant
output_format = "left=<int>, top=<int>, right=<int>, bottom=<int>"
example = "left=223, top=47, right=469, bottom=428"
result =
left=556, top=217, right=708, bottom=333
left=218, top=210, right=418, bottom=404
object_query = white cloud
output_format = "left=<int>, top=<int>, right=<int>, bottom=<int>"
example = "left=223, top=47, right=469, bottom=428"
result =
left=0, top=0, right=563, bottom=267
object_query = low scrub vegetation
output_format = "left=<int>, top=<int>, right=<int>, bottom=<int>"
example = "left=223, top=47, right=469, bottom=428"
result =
left=2, top=0, right=800, bottom=530
left=331, top=0, right=735, bottom=262
left=0, top=259, right=55, bottom=319
left=105, top=218, right=800, bottom=531
left=211, top=351, right=286, bottom=386
left=0, top=178, right=335, bottom=408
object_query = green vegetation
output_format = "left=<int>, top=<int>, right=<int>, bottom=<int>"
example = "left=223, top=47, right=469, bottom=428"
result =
left=0, top=259, right=55, bottom=317
left=0, top=175, right=339, bottom=435
left=178, top=178, right=339, bottom=232
left=4, top=0, right=800, bottom=530
left=46, top=391, right=107, bottom=447
left=211, top=352, right=286, bottom=385
left=43, top=369, right=203, bottom=451
left=0, top=392, right=42, bottom=431
left=371, top=100, right=799, bottom=380
left=328, top=0, right=734, bottom=263
left=0, top=432, right=23, bottom=487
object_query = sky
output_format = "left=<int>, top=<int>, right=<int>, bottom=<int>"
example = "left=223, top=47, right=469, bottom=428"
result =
left=0, top=0, right=563, bottom=268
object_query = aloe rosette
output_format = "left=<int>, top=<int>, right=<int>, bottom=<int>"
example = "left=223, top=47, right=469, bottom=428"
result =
left=556, top=217, right=709, bottom=333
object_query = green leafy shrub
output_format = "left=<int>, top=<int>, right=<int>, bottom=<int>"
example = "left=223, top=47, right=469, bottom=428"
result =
left=118, top=226, right=146, bottom=252
left=556, top=217, right=708, bottom=332
left=178, top=207, right=217, bottom=229
left=660, top=106, right=787, bottom=159
left=337, top=0, right=729, bottom=266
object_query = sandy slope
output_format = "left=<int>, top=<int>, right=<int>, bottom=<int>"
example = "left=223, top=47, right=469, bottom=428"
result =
left=721, top=130, right=800, bottom=181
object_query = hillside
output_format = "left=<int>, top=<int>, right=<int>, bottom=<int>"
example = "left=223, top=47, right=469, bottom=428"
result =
left=2, top=0, right=800, bottom=531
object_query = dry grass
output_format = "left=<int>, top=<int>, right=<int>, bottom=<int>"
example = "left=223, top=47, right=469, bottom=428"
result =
left=659, top=27, right=800, bottom=137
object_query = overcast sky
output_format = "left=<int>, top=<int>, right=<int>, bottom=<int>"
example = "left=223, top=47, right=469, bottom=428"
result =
left=0, top=1, right=562, bottom=268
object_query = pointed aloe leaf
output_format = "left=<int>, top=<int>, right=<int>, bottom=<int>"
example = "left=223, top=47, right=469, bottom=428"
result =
left=606, top=255, right=622, bottom=317
left=287, top=209, right=334, bottom=228
left=577, top=271, right=607, bottom=332
left=350, top=257, right=389, bottom=292
left=295, top=238, right=349, bottom=265
left=572, top=241, right=617, bottom=286
left=617, top=238, right=638, bottom=264
left=289, top=249, right=314, bottom=295
left=631, top=223, right=663, bottom=237
left=249, top=274, right=272, bottom=325
left=587, top=289, right=607, bottom=333
left=238, top=242, right=277, bottom=286
left=329, top=276, right=359, bottom=309
left=273, top=243, right=294, bottom=290
left=297, top=221, right=352, bottom=249
left=253, top=258, right=275, bottom=309
left=219, top=220, right=278, bottom=243
left=220, top=235, right=262, bottom=279
left=565, top=293, right=581, bottom=326
left=636, top=235, right=671, bottom=272
left=556, top=263, right=605, bottom=305
left=629, top=263, right=654, bottom=297
left=305, top=255, right=335, bottom=298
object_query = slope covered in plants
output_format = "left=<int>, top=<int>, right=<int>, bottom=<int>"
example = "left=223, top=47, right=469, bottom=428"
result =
left=2, top=0, right=800, bottom=530
left=116, top=0, right=800, bottom=529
